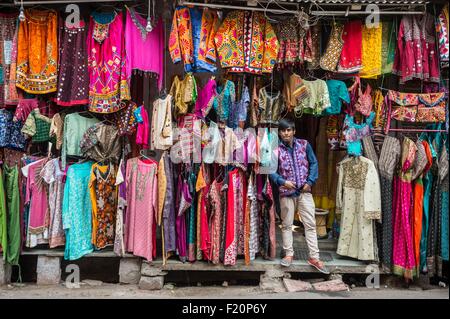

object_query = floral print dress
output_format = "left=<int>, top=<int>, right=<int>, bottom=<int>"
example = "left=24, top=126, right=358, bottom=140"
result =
left=89, top=163, right=117, bottom=250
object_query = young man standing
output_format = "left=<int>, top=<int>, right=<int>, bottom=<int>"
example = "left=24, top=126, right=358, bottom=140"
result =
left=270, top=118, right=329, bottom=274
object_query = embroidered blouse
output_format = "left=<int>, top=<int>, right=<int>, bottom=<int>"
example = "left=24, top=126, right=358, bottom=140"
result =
left=169, top=6, right=219, bottom=73
left=295, top=79, right=331, bottom=116
left=87, top=12, right=130, bottom=113
left=343, top=112, right=375, bottom=156
left=214, top=11, right=279, bottom=74
left=125, top=8, right=164, bottom=89
left=213, top=80, right=236, bottom=122
left=283, top=73, right=310, bottom=112
left=276, top=18, right=312, bottom=66
left=61, top=113, right=99, bottom=169
left=393, top=14, right=440, bottom=84
left=21, top=109, right=54, bottom=143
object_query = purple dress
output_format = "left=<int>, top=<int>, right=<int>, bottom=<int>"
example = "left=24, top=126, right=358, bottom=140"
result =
left=55, top=19, right=89, bottom=106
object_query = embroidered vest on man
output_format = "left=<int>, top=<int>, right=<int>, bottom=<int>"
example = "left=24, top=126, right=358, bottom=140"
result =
left=277, top=138, right=309, bottom=197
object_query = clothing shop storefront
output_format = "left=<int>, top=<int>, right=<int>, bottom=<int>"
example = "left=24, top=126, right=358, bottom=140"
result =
left=0, top=0, right=448, bottom=287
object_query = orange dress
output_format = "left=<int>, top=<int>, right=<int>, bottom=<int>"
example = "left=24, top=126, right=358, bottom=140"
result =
left=413, top=141, right=433, bottom=268
left=16, top=9, right=58, bottom=94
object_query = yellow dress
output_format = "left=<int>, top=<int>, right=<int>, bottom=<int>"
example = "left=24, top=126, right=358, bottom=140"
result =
left=360, top=23, right=382, bottom=79
left=16, top=9, right=58, bottom=94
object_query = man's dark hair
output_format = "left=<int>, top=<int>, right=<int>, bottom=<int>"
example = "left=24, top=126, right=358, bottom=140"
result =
left=279, top=118, right=295, bottom=130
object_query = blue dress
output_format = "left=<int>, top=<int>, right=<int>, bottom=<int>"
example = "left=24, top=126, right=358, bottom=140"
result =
left=62, top=161, right=94, bottom=260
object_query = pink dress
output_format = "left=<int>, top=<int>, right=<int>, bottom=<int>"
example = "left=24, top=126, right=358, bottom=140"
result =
left=337, top=20, right=362, bottom=73
left=87, top=12, right=130, bottom=114
left=125, top=8, right=164, bottom=90
left=393, top=14, right=440, bottom=84
left=136, top=106, right=149, bottom=149
left=392, top=138, right=418, bottom=280
left=125, top=157, right=157, bottom=261
left=194, top=79, right=217, bottom=118
left=22, top=158, right=49, bottom=247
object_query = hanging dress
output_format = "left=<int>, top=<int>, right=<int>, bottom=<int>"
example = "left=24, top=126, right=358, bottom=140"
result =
left=411, top=141, right=429, bottom=270
left=337, top=20, right=362, bottom=73
left=377, top=136, right=401, bottom=269
left=40, top=158, right=65, bottom=248
left=0, top=12, right=19, bottom=106
left=320, top=23, right=344, bottom=72
left=360, top=23, right=383, bottom=78
left=209, top=178, right=224, bottom=264
left=336, top=156, right=381, bottom=261
left=62, top=161, right=94, bottom=260
left=3, top=164, right=21, bottom=265
left=392, top=138, right=417, bottom=279
left=125, top=7, right=164, bottom=89
left=22, top=158, right=49, bottom=248
left=55, top=18, right=89, bottom=106
left=125, top=157, right=157, bottom=262
left=16, top=9, right=58, bottom=94
left=89, top=163, right=117, bottom=250
left=87, top=11, right=130, bottom=113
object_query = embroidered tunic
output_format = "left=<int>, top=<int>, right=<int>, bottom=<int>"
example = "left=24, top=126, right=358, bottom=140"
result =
left=125, top=157, right=158, bottom=262
left=336, top=156, right=381, bottom=261
left=214, top=11, right=279, bottom=74
left=87, top=12, right=130, bottom=113
left=16, top=9, right=58, bottom=94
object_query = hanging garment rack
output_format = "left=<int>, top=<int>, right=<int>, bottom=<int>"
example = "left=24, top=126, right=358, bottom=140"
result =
left=179, top=1, right=427, bottom=15
left=179, top=1, right=299, bottom=14
left=13, top=0, right=134, bottom=5
left=374, top=128, right=448, bottom=133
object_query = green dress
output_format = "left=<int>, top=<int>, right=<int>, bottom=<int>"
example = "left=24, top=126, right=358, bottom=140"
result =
left=0, top=168, right=8, bottom=261
left=4, top=164, right=21, bottom=266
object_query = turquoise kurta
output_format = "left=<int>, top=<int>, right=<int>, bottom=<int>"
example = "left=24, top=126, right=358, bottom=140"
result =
left=62, top=161, right=94, bottom=260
